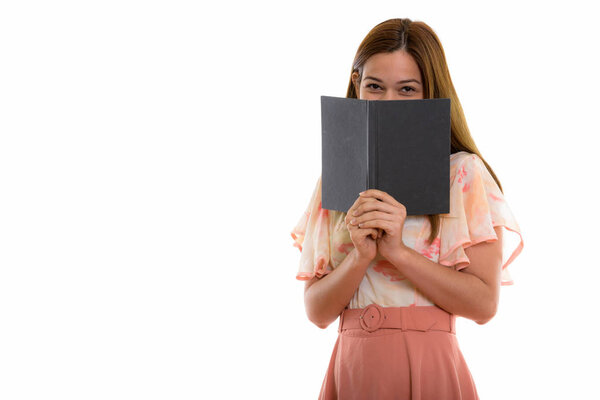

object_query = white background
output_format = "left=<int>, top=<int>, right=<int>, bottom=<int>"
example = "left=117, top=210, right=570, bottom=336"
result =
left=1, top=1, right=598, bottom=399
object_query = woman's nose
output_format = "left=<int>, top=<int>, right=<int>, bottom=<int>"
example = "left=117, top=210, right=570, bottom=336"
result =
left=383, top=91, right=401, bottom=101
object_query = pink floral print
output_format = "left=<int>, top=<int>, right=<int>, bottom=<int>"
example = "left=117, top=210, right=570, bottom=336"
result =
left=421, top=237, right=441, bottom=259
left=373, top=259, right=406, bottom=281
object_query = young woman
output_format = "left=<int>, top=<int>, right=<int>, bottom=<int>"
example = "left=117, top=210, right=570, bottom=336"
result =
left=291, top=18, right=524, bottom=400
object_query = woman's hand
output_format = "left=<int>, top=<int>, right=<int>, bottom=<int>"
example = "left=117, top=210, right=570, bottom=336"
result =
left=351, top=189, right=408, bottom=262
left=345, top=194, right=379, bottom=263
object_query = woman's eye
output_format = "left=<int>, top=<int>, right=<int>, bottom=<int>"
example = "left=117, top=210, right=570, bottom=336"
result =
left=401, top=86, right=415, bottom=93
left=366, top=83, right=382, bottom=90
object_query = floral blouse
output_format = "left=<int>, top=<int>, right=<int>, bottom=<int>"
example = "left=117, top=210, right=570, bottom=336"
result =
left=290, top=151, right=524, bottom=309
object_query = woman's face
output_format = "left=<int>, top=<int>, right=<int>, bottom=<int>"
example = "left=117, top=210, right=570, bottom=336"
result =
left=353, top=50, right=424, bottom=100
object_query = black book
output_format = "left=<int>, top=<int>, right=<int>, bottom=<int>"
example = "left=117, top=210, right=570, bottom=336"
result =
left=321, top=96, right=451, bottom=215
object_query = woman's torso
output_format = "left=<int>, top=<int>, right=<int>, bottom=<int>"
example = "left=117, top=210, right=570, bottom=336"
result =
left=327, top=152, right=468, bottom=309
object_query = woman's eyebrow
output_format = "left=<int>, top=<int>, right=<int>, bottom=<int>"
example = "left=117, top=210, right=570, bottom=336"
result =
left=397, top=78, right=421, bottom=85
left=363, top=76, right=422, bottom=85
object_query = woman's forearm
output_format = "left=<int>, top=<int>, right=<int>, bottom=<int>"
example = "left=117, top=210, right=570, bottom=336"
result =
left=304, top=248, right=372, bottom=329
left=388, top=246, right=497, bottom=324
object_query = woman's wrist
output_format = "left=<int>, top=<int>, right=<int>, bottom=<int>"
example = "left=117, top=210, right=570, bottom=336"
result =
left=351, top=248, right=374, bottom=269
left=385, top=243, right=413, bottom=268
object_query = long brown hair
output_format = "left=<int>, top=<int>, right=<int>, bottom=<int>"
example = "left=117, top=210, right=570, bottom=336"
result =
left=347, top=18, right=503, bottom=245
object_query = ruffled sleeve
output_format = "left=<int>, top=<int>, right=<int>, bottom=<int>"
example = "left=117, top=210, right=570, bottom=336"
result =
left=439, top=154, right=524, bottom=286
left=290, top=176, right=332, bottom=281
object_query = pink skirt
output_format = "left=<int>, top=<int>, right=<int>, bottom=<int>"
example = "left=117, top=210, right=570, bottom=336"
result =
left=318, top=304, right=479, bottom=400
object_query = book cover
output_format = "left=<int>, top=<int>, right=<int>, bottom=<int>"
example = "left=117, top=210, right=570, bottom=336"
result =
left=321, top=96, right=451, bottom=215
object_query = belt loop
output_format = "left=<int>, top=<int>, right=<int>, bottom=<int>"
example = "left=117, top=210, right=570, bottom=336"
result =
left=400, top=308, right=407, bottom=332
left=449, top=313, right=456, bottom=334
left=338, top=307, right=346, bottom=333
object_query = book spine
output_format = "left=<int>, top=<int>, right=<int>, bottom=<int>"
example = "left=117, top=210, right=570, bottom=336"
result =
left=367, top=101, right=378, bottom=189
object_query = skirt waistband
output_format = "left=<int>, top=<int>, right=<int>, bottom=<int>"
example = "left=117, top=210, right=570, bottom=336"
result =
left=338, top=304, right=456, bottom=334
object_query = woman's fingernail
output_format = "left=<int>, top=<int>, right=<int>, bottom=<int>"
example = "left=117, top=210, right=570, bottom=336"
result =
left=351, top=219, right=356, bottom=224
left=359, top=191, right=365, bottom=195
